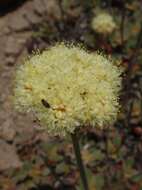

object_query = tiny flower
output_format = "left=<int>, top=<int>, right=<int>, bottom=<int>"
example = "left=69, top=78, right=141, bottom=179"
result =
left=91, top=12, right=116, bottom=34
left=14, top=43, right=122, bottom=136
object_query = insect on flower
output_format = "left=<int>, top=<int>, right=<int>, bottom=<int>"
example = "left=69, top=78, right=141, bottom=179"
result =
left=41, top=99, right=51, bottom=108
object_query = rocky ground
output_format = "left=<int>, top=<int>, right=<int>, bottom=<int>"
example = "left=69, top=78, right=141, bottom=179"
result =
left=0, top=0, right=62, bottom=171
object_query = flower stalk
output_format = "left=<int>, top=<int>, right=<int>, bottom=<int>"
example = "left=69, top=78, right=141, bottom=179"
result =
left=71, top=132, right=89, bottom=190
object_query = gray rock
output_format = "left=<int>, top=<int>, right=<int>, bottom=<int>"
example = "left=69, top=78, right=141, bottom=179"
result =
left=33, top=0, right=46, bottom=15
left=0, top=140, right=22, bottom=171
left=23, top=10, right=41, bottom=25
left=22, top=1, right=42, bottom=25
left=5, top=56, right=15, bottom=66
left=0, top=120, right=16, bottom=141
left=5, top=36, right=23, bottom=55
left=8, top=12, right=29, bottom=31
left=0, top=19, right=10, bottom=36
left=43, top=0, right=61, bottom=20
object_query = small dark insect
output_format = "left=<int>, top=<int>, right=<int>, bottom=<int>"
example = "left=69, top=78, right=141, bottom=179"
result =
left=41, top=99, right=51, bottom=108
left=80, top=91, right=87, bottom=96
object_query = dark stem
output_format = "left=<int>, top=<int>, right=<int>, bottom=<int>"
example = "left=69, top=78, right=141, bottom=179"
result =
left=120, top=7, right=126, bottom=45
left=136, top=21, right=142, bottom=49
left=71, top=132, right=89, bottom=190
left=107, top=0, right=112, bottom=12
left=104, top=129, right=111, bottom=188
left=57, top=0, right=65, bottom=19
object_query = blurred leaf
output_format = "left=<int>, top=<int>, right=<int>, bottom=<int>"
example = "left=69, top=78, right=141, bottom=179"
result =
left=82, top=148, right=104, bottom=164
left=82, top=149, right=94, bottom=164
left=13, top=161, right=33, bottom=182
left=56, top=162, right=70, bottom=174
left=118, top=146, right=127, bottom=159
left=94, top=174, right=104, bottom=190
left=29, top=166, right=42, bottom=178
left=24, top=179, right=36, bottom=189
left=42, top=168, right=50, bottom=176
left=77, top=169, right=104, bottom=190
left=92, top=149, right=104, bottom=161
left=126, top=158, right=134, bottom=168
left=113, top=134, right=122, bottom=147
left=124, top=158, right=137, bottom=179
left=83, top=33, right=95, bottom=47
left=131, top=173, right=142, bottom=183
left=107, top=140, right=118, bottom=159
left=41, top=142, right=62, bottom=162
left=61, top=0, right=73, bottom=10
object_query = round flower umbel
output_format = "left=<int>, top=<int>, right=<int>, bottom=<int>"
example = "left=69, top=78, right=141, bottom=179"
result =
left=91, top=12, right=116, bottom=35
left=14, top=43, right=122, bottom=136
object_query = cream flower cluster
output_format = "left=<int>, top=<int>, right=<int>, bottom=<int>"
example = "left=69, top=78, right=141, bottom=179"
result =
left=14, top=43, right=122, bottom=136
left=91, top=12, right=116, bottom=34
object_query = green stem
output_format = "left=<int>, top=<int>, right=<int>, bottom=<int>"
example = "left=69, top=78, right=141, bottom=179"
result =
left=71, top=132, right=89, bottom=190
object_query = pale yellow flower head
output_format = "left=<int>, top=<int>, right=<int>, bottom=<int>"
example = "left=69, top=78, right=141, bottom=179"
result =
left=91, top=12, right=116, bottom=34
left=14, top=43, right=122, bottom=136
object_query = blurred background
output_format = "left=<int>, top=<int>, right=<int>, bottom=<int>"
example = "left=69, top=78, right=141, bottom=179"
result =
left=0, top=0, right=142, bottom=189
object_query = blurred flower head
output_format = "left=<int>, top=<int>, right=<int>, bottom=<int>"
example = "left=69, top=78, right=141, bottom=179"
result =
left=14, top=43, right=122, bottom=136
left=91, top=12, right=116, bottom=34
